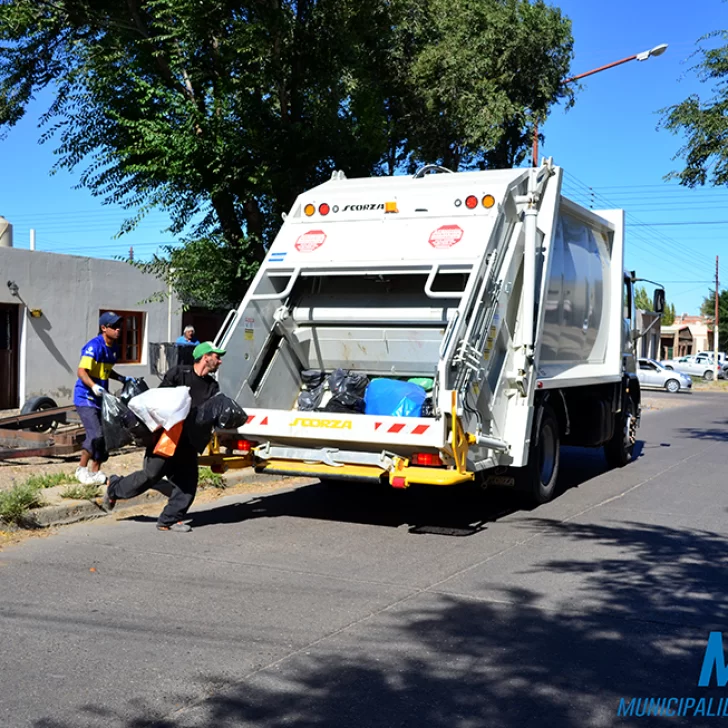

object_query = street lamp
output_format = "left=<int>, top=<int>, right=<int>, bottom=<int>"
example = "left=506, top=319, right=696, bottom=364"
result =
left=532, top=43, right=668, bottom=167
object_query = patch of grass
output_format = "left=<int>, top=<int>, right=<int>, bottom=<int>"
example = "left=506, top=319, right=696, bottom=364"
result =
left=199, top=467, right=226, bottom=489
left=61, top=484, right=100, bottom=501
left=0, top=482, right=43, bottom=526
left=23, top=472, right=77, bottom=489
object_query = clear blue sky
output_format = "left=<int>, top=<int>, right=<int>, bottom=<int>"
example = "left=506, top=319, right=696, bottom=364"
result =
left=0, top=0, right=726, bottom=315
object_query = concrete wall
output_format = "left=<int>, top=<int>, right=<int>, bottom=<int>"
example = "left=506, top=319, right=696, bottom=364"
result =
left=1, top=247, right=183, bottom=405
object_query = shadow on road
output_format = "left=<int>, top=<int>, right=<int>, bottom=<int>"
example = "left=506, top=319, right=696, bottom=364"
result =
left=35, top=516, right=726, bottom=727
left=677, top=419, right=728, bottom=442
left=124, top=444, right=629, bottom=537
left=125, top=443, right=640, bottom=537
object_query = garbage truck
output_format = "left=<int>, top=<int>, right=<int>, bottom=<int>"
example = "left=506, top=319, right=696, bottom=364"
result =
left=201, top=160, right=663, bottom=504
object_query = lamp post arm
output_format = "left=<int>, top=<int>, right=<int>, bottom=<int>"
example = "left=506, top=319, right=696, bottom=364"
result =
left=562, top=54, right=638, bottom=85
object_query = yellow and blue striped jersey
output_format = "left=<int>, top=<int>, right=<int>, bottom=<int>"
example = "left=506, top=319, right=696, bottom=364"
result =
left=73, top=334, right=120, bottom=408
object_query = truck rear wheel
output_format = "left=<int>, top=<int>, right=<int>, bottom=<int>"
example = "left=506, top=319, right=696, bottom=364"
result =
left=516, top=405, right=560, bottom=505
left=604, top=397, right=636, bottom=468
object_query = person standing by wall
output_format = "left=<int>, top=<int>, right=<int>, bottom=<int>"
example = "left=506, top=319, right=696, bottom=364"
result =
left=175, top=326, right=199, bottom=347
left=102, top=341, right=225, bottom=532
left=74, top=312, right=128, bottom=485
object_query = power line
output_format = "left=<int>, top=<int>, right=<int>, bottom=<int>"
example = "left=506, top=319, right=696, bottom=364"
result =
left=629, top=221, right=728, bottom=226
left=563, top=172, right=716, bottom=280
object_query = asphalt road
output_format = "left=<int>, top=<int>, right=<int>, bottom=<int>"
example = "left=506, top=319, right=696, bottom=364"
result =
left=1, top=390, right=726, bottom=728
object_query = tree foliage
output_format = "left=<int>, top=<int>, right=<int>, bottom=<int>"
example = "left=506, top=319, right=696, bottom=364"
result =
left=0, top=0, right=573, bottom=308
left=662, top=302, right=676, bottom=326
left=634, top=285, right=675, bottom=325
left=700, top=289, right=728, bottom=350
left=661, top=29, right=728, bottom=188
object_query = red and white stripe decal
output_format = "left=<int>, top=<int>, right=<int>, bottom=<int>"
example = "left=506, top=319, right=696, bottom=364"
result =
left=245, top=415, right=269, bottom=425
left=374, top=422, right=430, bottom=435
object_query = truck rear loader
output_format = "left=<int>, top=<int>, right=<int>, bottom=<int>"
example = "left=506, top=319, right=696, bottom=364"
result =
left=202, top=160, right=657, bottom=504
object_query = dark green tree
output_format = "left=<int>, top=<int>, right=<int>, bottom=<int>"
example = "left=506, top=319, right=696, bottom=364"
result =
left=0, top=0, right=574, bottom=308
left=661, top=29, right=728, bottom=187
left=635, top=286, right=653, bottom=311
left=662, top=302, right=676, bottom=326
left=700, top=289, right=728, bottom=350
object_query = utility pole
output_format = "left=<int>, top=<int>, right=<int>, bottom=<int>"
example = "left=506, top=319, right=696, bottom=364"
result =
left=714, top=255, right=720, bottom=379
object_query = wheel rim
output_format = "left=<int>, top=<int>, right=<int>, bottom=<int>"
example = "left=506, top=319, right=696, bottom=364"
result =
left=705, top=371, right=714, bottom=381
left=666, top=380, right=679, bottom=393
left=27, top=404, right=58, bottom=433
left=623, top=403, right=636, bottom=450
left=539, top=422, right=557, bottom=485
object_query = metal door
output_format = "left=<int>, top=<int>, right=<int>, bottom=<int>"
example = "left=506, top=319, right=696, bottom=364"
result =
left=0, top=303, right=19, bottom=409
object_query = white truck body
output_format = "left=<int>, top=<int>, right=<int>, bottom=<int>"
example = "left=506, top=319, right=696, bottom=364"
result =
left=211, top=162, right=640, bottom=500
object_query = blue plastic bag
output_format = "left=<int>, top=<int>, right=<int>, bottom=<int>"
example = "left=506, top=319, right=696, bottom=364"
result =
left=364, top=379, right=427, bottom=417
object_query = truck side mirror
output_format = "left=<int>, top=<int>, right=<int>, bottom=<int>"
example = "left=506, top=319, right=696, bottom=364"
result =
left=653, top=289, right=665, bottom=314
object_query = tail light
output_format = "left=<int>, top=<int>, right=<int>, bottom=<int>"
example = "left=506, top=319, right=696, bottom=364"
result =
left=319, top=203, right=330, bottom=215
left=411, top=452, right=443, bottom=467
left=465, top=195, right=478, bottom=209
left=235, top=439, right=257, bottom=453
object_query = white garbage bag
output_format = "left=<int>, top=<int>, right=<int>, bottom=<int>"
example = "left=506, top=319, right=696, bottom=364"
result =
left=128, top=386, right=191, bottom=432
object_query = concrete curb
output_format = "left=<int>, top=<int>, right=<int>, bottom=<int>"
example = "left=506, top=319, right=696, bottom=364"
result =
left=27, top=469, right=291, bottom=529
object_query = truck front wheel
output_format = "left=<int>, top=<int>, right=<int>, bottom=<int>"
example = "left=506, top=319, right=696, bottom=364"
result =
left=604, top=397, right=637, bottom=468
left=516, top=405, right=560, bottom=505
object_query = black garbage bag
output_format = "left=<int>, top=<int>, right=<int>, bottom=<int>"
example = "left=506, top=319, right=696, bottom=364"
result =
left=298, top=369, right=325, bottom=411
left=298, top=386, right=324, bottom=411
left=322, top=396, right=366, bottom=414
left=195, top=393, right=248, bottom=430
left=321, top=369, right=369, bottom=414
left=119, top=377, right=150, bottom=406
left=301, top=369, right=326, bottom=389
left=101, top=391, right=134, bottom=451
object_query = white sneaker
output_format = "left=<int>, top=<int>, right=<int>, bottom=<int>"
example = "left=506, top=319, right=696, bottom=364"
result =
left=76, top=466, right=89, bottom=484
left=88, top=470, right=107, bottom=486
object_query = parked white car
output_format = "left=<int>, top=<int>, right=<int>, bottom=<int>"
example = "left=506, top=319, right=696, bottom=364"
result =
left=697, top=350, right=726, bottom=363
left=660, top=354, right=716, bottom=381
left=638, top=358, right=693, bottom=393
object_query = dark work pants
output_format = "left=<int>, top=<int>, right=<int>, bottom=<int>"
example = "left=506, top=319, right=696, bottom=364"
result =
left=109, top=444, right=199, bottom=526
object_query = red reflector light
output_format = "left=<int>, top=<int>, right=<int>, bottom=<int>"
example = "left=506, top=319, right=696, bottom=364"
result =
left=465, top=195, right=478, bottom=209
left=319, top=203, right=330, bottom=216
left=411, top=452, right=443, bottom=467
left=392, top=476, right=407, bottom=489
left=236, top=439, right=255, bottom=452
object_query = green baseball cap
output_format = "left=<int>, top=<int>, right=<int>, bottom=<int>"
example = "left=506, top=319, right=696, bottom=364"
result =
left=193, top=341, right=226, bottom=360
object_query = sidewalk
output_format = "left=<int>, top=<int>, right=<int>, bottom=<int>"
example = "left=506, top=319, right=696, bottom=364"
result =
left=27, top=468, right=297, bottom=528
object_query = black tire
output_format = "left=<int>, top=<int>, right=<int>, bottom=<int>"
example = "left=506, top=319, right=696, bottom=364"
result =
left=665, top=379, right=680, bottom=394
left=704, top=370, right=714, bottom=381
left=20, top=396, right=60, bottom=433
left=604, top=396, right=636, bottom=468
left=516, top=405, right=560, bottom=505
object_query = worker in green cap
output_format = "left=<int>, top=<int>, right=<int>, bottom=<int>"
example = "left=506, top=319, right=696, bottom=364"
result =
left=102, top=341, right=226, bottom=532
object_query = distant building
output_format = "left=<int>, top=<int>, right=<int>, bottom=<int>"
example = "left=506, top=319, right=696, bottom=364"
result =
left=0, top=246, right=183, bottom=409
left=659, top=313, right=713, bottom=360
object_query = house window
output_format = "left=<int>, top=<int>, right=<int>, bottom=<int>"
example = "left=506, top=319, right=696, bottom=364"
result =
left=100, top=310, right=144, bottom=364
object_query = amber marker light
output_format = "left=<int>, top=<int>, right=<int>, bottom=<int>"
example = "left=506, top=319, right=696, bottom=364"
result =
left=304, top=203, right=315, bottom=216
left=385, top=201, right=399, bottom=213
left=482, top=194, right=495, bottom=208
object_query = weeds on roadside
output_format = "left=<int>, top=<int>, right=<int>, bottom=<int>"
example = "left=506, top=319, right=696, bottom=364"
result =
left=0, top=482, right=42, bottom=526
left=23, top=472, right=77, bottom=489
left=61, top=483, right=100, bottom=501
left=199, top=467, right=226, bottom=489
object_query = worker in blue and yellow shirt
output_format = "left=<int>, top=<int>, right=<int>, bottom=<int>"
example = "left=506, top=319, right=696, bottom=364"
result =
left=73, top=312, right=127, bottom=486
